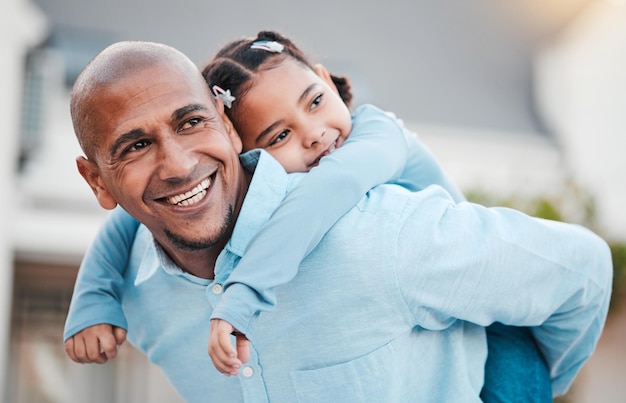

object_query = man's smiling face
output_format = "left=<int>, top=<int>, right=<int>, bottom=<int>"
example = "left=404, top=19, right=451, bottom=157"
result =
left=77, top=60, right=245, bottom=261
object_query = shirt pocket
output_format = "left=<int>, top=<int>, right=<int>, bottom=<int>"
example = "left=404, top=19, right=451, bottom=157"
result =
left=288, top=340, right=407, bottom=403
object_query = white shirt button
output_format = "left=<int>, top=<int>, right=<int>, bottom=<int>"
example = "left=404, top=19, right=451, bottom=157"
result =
left=211, top=284, right=223, bottom=295
left=242, top=366, right=254, bottom=378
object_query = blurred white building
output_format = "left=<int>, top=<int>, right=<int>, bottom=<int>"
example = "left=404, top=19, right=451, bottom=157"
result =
left=3, top=0, right=625, bottom=402
left=534, top=1, right=626, bottom=241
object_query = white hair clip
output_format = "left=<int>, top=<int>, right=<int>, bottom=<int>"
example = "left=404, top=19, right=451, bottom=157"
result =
left=212, top=85, right=236, bottom=109
left=250, top=40, right=284, bottom=53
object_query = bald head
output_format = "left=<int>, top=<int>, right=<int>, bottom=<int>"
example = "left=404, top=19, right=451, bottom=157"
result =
left=71, top=41, right=203, bottom=160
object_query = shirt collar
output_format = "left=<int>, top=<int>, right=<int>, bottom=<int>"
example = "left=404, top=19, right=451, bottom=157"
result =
left=225, top=149, right=295, bottom=256
left=137, top=149, right=298, bottom=281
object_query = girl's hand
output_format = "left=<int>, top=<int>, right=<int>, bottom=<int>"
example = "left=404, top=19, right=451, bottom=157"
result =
left=208, top=319, right=250, bottom=376
left=65, top=324, right=127, bottom=364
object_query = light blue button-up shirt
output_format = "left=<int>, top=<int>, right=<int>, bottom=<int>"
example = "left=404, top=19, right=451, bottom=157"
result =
left=64, top=104, right=466, bottom=342
left=111, top=150, right=611, bottom=402
left=212, top=104, right=466, bottom=335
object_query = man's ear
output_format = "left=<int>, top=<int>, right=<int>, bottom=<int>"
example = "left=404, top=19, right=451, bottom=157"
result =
left=213, top=91, right=225, bottom=114
left=313, top=64, right=339, bottom=95
left=76, top=156, right=118, bottom=210
left=224, top=116, right=243, bottom=154
left=215, top=98, right=243, bottom=154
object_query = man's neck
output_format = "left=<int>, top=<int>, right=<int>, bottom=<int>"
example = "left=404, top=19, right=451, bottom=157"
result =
left=166, top=244, right=226, bottom=279
left=158, top=165, right=253, bottom=279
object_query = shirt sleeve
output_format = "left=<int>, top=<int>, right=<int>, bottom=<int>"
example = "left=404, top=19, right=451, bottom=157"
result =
left=211, top=104, right=417, bottom=334
left=394, top=186, right=612, bottom=396
left=394, top=115, right=465, bottom=203
left=63, top=206, right=139, bottom=341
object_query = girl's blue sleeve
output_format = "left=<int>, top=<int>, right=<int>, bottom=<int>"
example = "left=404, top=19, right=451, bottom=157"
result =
left=63, top=206, right=139, bottom=342
left=390, top=112, right=465, bottom=203
left=211, top=104, right=438, bottom=335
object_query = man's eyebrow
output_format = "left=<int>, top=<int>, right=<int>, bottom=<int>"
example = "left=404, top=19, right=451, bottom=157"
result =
left=108, top=104, right=211, bottom=158
left=109, top=129, right=145, bottom=158
left=256, top=84, right=318, bottom=144
left=172, top=103, right=210, bottom=122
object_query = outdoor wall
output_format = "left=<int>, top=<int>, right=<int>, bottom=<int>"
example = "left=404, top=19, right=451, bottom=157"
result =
left=0, top=0, right=47, bottom=399
left=535, top=1, right=626, bottom=240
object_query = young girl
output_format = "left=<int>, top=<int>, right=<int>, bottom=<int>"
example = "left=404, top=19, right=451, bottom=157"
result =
left=64, top=31, right=550, bottom=399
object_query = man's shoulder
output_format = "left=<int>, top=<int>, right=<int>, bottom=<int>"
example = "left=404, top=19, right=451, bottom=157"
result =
left=352, top=183, right=455, bottom=217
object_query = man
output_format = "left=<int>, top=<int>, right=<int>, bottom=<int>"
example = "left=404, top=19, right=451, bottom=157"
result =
left=65, top=41, right=612, bottom=402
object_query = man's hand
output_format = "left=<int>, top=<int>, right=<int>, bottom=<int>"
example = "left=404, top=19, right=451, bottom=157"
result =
left=209, top=319, right=250, bottom=376
left=65, top=324, right=127, bottom=364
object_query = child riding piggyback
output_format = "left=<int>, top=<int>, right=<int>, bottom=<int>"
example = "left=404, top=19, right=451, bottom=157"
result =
left=64, top=30, right=551, bottom=400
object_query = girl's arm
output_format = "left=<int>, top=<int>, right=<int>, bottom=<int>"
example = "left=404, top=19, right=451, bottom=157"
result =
left=211, top=104, right=456, bottom=335
left=391, top=111, right=465, bottom=203
left=63, top=206, right=139, bottom=341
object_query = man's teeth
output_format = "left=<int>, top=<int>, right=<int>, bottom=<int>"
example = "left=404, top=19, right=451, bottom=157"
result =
left=166, top=178, right=211, bottom=206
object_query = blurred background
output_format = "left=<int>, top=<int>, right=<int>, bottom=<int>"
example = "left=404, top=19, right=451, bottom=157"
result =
left=2, top=0, right=625, bottom=401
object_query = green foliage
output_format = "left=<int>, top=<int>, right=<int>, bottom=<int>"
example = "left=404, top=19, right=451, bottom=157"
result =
left=533, top=199, right=563, bottom=222
left=465, top=180, right=597, bottom=228
left=609, top=242, right=626, bottom=308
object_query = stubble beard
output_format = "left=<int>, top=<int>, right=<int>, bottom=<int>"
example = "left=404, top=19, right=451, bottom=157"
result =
left=164, top=205, right=234, bottom=251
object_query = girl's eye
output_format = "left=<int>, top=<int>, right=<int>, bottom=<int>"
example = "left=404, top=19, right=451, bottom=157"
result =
left=179, top=117, right=202, bottom=132
left=310, top=94, right=323, bottom=110
left=269, top=130, right=290, bottom=146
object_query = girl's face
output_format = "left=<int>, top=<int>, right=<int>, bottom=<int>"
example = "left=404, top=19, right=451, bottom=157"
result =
left=234, top=59, right=353, bottom=173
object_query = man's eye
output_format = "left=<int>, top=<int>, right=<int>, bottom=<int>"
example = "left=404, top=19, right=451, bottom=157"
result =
left=269, top=130, right=290, bottom=146
left=122, top=140, right=150, bottom=156
left=179, top=118, right=202, bottom=132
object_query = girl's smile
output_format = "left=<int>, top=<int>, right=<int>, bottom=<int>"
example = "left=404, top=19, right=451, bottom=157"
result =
left=233, top=59, right=353, bottom=173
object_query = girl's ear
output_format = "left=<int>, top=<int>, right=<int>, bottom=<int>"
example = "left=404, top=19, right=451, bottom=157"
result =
left=76, top=156, right=118, bottom=210
left=313, top=64, right=339, bottom=94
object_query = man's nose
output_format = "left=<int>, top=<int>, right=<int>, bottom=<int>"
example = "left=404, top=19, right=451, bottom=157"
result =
left=157, top=137, right=197, bottom=181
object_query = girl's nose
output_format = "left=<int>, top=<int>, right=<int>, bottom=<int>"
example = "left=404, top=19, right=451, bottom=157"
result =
left=302, top=127, right=325, bottom=148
